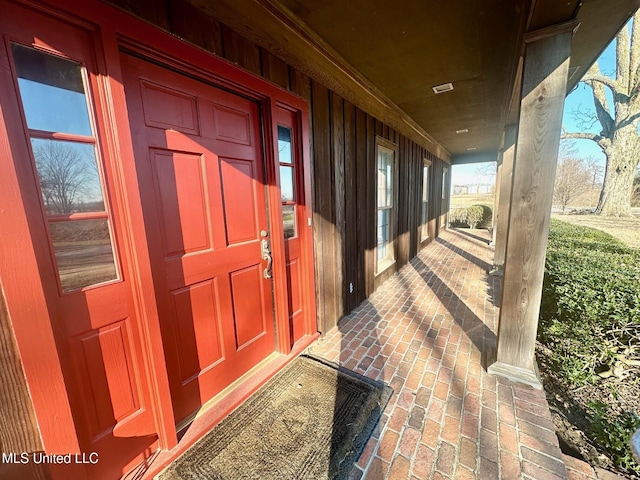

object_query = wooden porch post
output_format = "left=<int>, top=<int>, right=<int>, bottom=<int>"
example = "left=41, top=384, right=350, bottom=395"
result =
left=490, top=125, right=517, bottom=275
left=490, top=153, right=502, bottom=246
left=488, top=22, right=576, bottom=388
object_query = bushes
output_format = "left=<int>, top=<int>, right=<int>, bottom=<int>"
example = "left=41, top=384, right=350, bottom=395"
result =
left=539, top=220, right=640, bottom=384
left=589, top=402, right=640, bottom=473
left=449, top=204, right=492, bottom=228
left=539, top=220, right=640, bottom=475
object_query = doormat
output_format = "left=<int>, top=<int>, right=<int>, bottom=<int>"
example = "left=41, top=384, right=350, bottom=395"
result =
left=159, top=355, right=393, bottom=480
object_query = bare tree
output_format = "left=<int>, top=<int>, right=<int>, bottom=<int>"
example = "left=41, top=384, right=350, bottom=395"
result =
left=585, top=156, right=604, bottom=188
left=33, top=142, right=97, bottom=214
left=562, top=11, right=640, bottom=216
left=559, top=139, right=579, bottom=159
left=553, top=157, right=591, bottom=214
left=474, top=162, right=497, bottom=179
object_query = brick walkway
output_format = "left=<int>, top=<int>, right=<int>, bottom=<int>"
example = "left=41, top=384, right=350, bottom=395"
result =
left=307, top=228, right=578, bottom=480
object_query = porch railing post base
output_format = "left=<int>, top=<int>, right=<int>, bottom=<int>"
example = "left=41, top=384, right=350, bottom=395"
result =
left=487, top=358, right=543, bottom=390
left=488, top=265, right=503, bottom=277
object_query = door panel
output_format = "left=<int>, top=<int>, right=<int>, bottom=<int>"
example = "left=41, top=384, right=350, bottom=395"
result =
left=121, top=53, right=276, bottom=425
left=171, top=281, right=224, bottom=382
left=150, top=149, right=211, bottom=256
left=73, top=320, right=140, bottom=436
left=221, top=158, right=260, bottom=244
left=230, top=265, right=269, bottom=348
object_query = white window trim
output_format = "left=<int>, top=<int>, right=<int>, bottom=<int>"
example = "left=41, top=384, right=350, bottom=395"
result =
left=421, top=159, right=432, bottom=242
left=375, top=137, right=397, bottom=276
left=442, top=166, right=448, bottom=200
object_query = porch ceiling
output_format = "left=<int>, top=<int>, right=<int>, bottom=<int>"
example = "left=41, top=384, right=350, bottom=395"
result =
left=188, top=0, right=639, bottom=159
left=278, top=0, right=528, bottom=157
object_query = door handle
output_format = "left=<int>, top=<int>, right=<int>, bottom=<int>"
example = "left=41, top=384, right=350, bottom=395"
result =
left=260, top=230, right=272, bottom=279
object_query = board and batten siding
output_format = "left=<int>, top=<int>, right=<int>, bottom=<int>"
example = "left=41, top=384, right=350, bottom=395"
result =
left=108, top=0, right=450, bottom=333
left=0, top=288, right=50, bottom=480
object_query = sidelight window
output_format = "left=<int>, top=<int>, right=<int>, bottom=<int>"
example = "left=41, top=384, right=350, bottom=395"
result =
left=278, top=125, right=296, bottom=239
left=11, top=44, right=119, bottom=292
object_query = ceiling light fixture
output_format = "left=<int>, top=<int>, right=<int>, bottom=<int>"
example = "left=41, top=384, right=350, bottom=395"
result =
left=466, top=147, right=477, bottom=151
left=432, top=82, right=454, bottom=94
left=456, top=128, right=469, bottom=134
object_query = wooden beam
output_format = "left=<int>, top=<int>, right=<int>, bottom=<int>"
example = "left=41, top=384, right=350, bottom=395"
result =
left=524, top=19, right=581, bottom=44
left=184, top=0, right=450, bottom=161
left=488, top=29, right=572, bottom=388
left=450, top=150, right=499, bottom=165
left=490, top=125, right=517, bottom=272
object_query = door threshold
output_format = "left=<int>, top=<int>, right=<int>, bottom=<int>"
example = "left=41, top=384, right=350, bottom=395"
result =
left=136, top=332, right=319, bottom=479
left=174, top=351, right=281, bottom=437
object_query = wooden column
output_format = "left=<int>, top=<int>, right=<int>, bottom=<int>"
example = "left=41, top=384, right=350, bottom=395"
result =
left=490, top=125, right=517, bottom=274
left=490, top=153, right=502, bottom=246
left=488, top=22, right=576, bottom=388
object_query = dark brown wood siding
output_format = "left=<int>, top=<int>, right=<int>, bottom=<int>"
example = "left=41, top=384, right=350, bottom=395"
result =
left=107, top=0, right=450, bottom=333
left=0, top=289, right=49, bottom=480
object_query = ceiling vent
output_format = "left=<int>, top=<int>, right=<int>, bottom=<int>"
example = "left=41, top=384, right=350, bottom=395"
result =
left=432, top=82, right=454, bottom=94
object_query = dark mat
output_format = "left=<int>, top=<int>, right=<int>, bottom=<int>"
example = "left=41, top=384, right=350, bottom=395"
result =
left=159, top=355, right=393, bottom=480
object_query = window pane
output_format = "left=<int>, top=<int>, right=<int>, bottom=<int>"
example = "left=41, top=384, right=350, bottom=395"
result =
left=31, top=138, right=105, bottom=215
left=423, top=166, right=429, bottom=202
left=278, top=126, right=293, bottom=164
left=377, top=209, right=390, bottom=261
left=377, top=147, right=394, bottom=208
left=11, top=44, right=92, bottom=136
left=280, top=165, right=295, bottom=202
left=49, top=219, right=118, bottom=292
left=442, top=169, right=448, bottom=199
left=282, top=204, right=296, bottom=239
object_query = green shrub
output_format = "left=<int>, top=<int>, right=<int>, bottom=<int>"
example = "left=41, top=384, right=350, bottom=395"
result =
left=539, top=220, right=640, bottom=475
left=476, top=204, right=493, bottom=228
left=466, top=205, right=484, bottom=228
left=448, top=204, right=493, bottom=229
left=589, top=402, right=640, bottom=475
left=449, top=207, right=468, bottom=227
left=540, top=221, right=640, bottom=384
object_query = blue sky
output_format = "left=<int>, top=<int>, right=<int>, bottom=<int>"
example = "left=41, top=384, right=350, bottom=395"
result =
left=452, top=34, right=619, bottom=187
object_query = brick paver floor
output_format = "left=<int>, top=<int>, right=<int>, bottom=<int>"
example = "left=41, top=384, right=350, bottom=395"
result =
left=307, top=228, right=579, bottom=479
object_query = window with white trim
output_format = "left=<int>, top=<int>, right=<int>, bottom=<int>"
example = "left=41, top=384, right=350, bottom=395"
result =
left=376, top=139, right=395, bottom=274
left=442, top=166, right=448, bottom=214
left=421, top=159, right=431, bottom=241
left=442, top=167, right=448, bottom=200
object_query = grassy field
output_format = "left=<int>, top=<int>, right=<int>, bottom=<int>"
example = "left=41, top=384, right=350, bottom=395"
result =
left=551, top=214, right=640, bottom=250
left=450, top=193, right=493, bottom=208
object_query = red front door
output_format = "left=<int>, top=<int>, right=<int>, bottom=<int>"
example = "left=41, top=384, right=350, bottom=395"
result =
left=121, top=54, right=276, bottom=425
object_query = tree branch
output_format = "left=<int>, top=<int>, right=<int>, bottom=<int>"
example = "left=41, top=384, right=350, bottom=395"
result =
left=561, top=132, right=601, bottom=141
left=581, top=72, right=618, bottom=92
left=629, top=10, right=640, bottom=88
left=587, top=81, right=616, bottom=137
left=617, top=19, right=631, bottom=92
left=582, top=63, right=616, bottom=138
left=561, top=131, right=611, bottom=152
